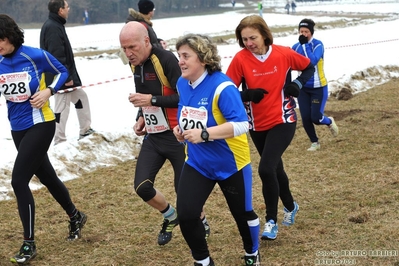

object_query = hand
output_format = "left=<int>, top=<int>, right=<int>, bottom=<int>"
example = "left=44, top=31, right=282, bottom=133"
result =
left=299, top=35, right=308, bottom=45
left=65, top=80, right=74, bottom=87
left=133, top=116, right=146, bottom=136
left=241, top=88, right=268, bottom=103
left=128, top=93, right=152, bottom=107
left=173, top=125, right=185, bottom=143
left=284, top=81, right=301, bottom=97
left=29, top=90, right=51, bottom=109
left=182, top=128, right=203, bottom=144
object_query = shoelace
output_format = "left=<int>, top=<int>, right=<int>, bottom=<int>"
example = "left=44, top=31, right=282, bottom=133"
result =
left=69, top=218, right=83, bottom=235
left=160, top=219, right=176, bottom=232
left=283, top=211, right=293, bottom=224
left=264, top=222, right=274, bottom=233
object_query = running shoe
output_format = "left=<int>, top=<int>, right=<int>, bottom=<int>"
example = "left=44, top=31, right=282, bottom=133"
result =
left=158, top=216, right=179, bottom=245
left=10, top=241, right=37, bottom=265
left=67, top=211, right=87, bottom=241
left=282, top=201, right=299, bottom=226
left=194, top=257, right=215, bottom=266
left=307, top=142, right=320, bottom=151
left=328, top=117, right=339, bottom=137
left=261, top=219, right=278, bottom=240
left=243, top=252, right=261, bottom=266
left=79, top=128, right=95, bottom=140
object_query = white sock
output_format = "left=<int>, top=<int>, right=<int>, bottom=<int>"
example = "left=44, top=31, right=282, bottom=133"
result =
left=162, top=204, right=177, bottom=221
left=245, top=250, right=258, bottom=257
left=195, top=257, right=210, bottom=266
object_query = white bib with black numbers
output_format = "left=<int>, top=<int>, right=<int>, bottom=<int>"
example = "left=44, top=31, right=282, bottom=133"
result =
left=0, top=71, right=32, bottom=102
left=179, top=106, right=208, bottom=131
left=142, top=106, right=169, bottom=133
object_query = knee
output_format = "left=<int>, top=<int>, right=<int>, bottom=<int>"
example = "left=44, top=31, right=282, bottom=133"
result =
left=243, top=210, right=259, bottom=221
left=300, top=111, right=311, bottom=121
left=74, top=99, right=83, bottom=109
left=231, top=209, right=259, bottom=225
left=176, top=206, right=197, bottom=222
left=55, top=113, right=61, bottom=123
left=11, top=177, right=28, bottom=193
left=258, top=165, right=273, bottom=179
left=245, top=210, right=258, bottom=221
left=134, top=180, right=156, bottom=202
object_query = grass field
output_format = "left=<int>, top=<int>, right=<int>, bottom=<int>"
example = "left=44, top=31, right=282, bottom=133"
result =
left=1, top=74, right=398, bottom=265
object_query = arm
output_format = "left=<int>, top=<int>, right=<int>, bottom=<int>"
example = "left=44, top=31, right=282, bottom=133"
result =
left=296, top=62, right=314, bottom=86
left=41, top=50, right=69, bottom=92
left=184, top=121, right=248, bottom=144
left=226, top=55, right=243, bottom=88
left=303, top=42, right=324, bottom=66
left=284, top=61, right=314, bottom=97
left=30, top=50, right=69, bottom=108
left=182, top=83, right=249, bottom=143
left=180, top=83, right=249, bottom=143
left=207, top=121, right=248, bottom=139
left=151, top=93, right=179, bottom=108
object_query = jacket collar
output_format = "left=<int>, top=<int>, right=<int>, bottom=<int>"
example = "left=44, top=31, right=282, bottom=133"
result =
left=49, top=12, right=66, bottom=25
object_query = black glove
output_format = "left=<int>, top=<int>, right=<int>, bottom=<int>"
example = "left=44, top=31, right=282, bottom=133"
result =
left=299, top=35, right=308, bottom=45
left=284, top=81, right=301, bottom=97
left=240, top=88, right=268, bottom=103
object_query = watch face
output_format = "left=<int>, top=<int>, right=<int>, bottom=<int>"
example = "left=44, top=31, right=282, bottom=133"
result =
left=151, top=96, right=156, bottom=104
left=201, top=130, right=209, bottom=141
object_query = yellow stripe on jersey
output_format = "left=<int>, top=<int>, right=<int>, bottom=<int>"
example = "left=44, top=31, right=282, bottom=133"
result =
left=33, top=73, right=55, bottom=123
left=212, top=82, right=251, bottom=171
left=130, top=55, right=172, bottom=90
left=151, top=54, right=171, bottom=89
left=316, top=57, right=327, bottom=87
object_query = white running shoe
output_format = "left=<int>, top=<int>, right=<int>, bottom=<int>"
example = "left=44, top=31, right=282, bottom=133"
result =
left=307, top=142, right=320, bottom=151
left=328, top=117, right=339, bottom=137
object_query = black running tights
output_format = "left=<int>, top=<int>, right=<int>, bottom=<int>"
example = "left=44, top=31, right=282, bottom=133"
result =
left=11, top=121, right=76, bottom=240
left=249, top=122, right=296, bottom=223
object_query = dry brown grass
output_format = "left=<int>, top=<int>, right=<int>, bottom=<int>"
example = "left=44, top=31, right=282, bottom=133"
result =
left=1, top=79, right=399, bottom=266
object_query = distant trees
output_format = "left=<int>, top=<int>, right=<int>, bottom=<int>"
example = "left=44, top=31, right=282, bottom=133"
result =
left=0, top=0, right=227, bottom=24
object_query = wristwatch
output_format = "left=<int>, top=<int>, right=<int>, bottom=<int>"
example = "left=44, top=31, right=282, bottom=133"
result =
left=48, top=86, right=56, bottom=95
left=201, top=128, right=209, bottom=142
left=151, top=96, right=157, bottom=106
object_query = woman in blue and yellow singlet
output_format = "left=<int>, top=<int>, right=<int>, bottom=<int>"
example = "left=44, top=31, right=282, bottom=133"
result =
left=0, top=14, right=86, bottom=265
left=173, top=34, right=260, bottom=266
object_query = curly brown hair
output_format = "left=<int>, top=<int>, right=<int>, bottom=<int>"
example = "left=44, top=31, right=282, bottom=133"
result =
left=175, top=33, right=222, bottom=74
